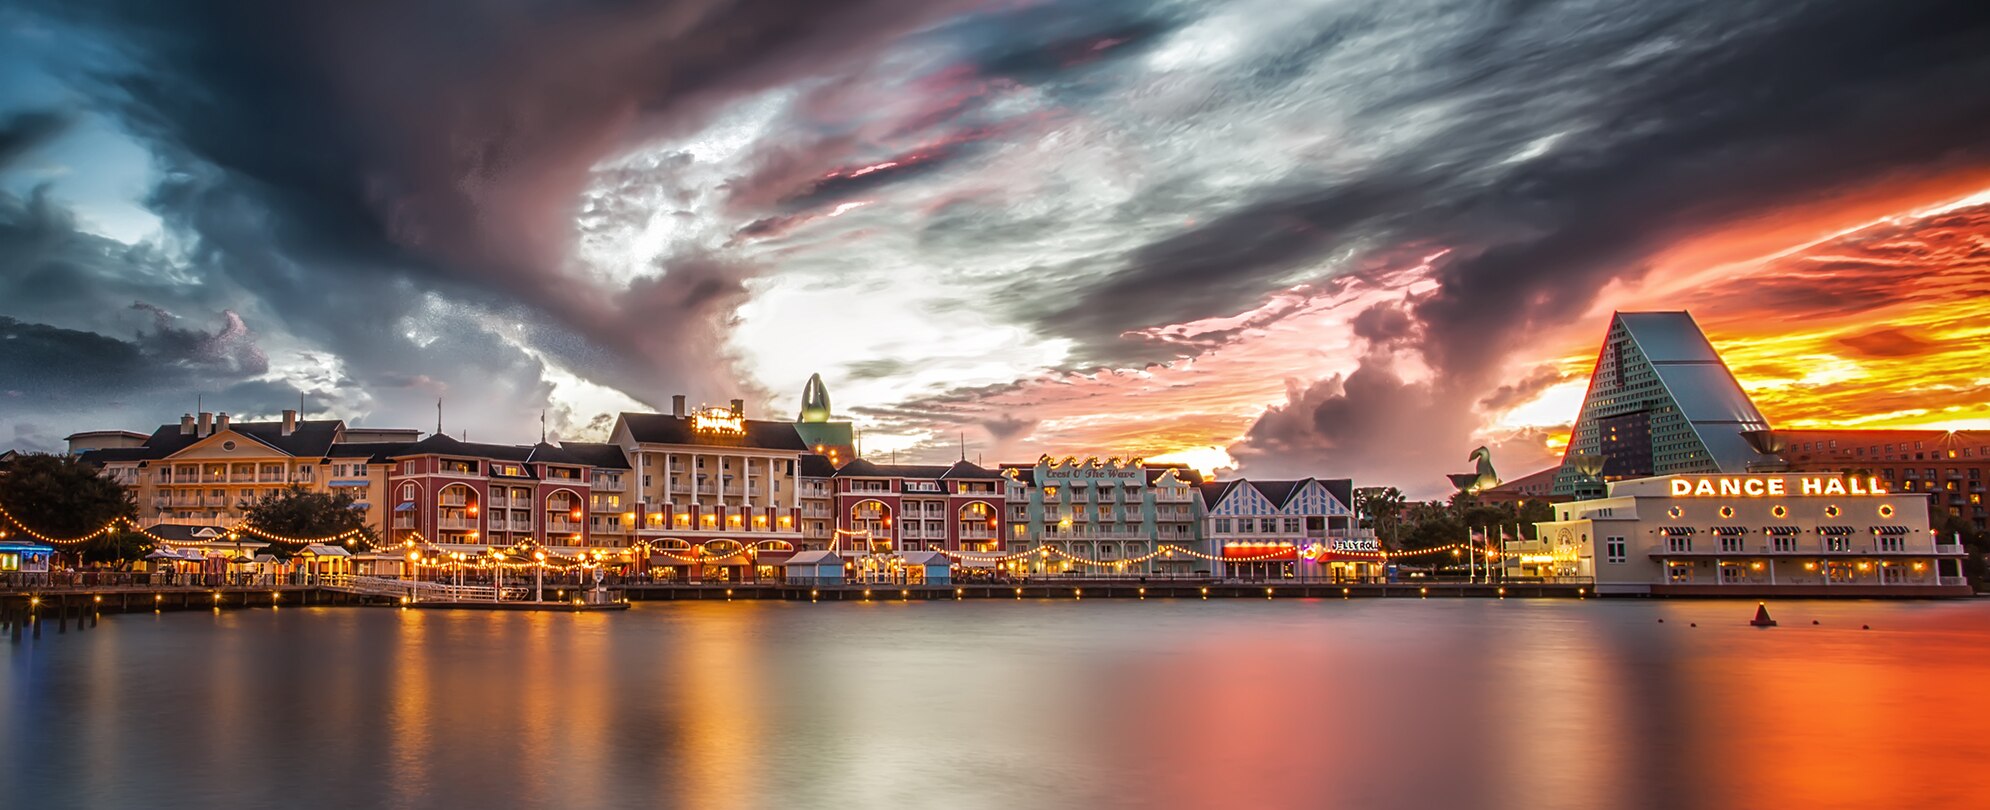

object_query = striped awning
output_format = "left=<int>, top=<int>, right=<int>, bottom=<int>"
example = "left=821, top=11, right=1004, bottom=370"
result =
left=1710, top=526, right=1749, bottom=536
left=1763, top=526, right=1802, bottom=536
left=1659, top=526, right=1697, bottom=536
left=1871, top=525, right=1911, bottom=535
left=1817, top=526, right=1856, bottom=535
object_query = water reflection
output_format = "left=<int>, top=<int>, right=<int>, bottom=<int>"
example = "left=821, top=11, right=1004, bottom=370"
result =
left=5, top=600, right=1988, bottom=809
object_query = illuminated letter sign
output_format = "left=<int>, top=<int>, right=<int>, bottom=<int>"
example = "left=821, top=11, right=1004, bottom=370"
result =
left=691, top=407, right=746, bottom=435
left=1673, top=475, right=1885, bottom=498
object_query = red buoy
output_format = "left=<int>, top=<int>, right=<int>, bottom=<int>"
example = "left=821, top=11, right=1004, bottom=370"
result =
left=1749, top=602, right=1777, bottom=628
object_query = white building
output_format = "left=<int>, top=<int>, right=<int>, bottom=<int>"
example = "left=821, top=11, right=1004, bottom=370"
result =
left=1524, top=473, right=1970, bottom=596
left=1198, top=478, right=1371, bottom=581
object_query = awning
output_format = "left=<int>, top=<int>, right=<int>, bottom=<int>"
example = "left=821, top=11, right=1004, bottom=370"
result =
left=1817, top=526, right=1856, bottom=535
left=1710, top=526, right=1749, bottom=536
left=1659, top=526, right=1698, bottom=537
left=394, top=502, right=418, bottom=512
left=301, top=544, right=353, bottom=557
left=1763, top=526, right=1802, bottom=536
left=328, top=479, right=370, bottom=487
left=1871, top=526, right=1911, bottom=535
left=348, top=502, right=371, bottom=510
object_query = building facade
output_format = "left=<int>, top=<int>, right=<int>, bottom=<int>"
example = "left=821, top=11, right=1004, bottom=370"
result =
left=1526, top=473, right=1969, bottom=596
left=76, top=411, right=414, bottom=540
left=1199, top=478, right=1370, bottom=581
left=1000, top=457, right=1201, bottom=576
left=1772, top=429, right=1988, bottom=531
left=1552, top=312, right=1776, bottom=497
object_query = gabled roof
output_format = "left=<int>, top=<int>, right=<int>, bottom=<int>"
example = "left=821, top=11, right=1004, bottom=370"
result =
left=798, top=454, right=838, bottom=478
left=940, top=460, right=1003, bottom=479
left=391, top=433, right=535, bottom=462
left=618, top=412, right=808, bottom=450
left=525, top=441, right=582, bottom=466
left=1247, top=480, right=1303, bottom=508
left=556, top=441, right=631, bottom=470
left=324, top=442, right=414, bottom=463
left=138, top=419, right=347, bottom=460
left=1197, top=480, right=1235, bottom=506
left=832, top=458, right=952, bottom=479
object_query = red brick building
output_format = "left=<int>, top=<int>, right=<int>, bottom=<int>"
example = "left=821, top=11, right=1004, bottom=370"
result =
left=1774, top=429, right=1988, bottom=531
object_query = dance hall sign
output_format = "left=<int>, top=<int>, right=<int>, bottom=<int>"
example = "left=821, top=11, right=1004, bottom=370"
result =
left=1668, top=476, right=1887, bottom=498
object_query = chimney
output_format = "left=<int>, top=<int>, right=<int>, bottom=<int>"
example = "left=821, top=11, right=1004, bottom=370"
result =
left=197, top=411, right=213, bottom=436
left=729, top=398, right=744, bottom=417
left=215, top=412, right=231, bottom=433
left=672, top=395, right=686, bottom=417
left=180, top=414, right=196, bottom=436
left=281, top=409, right=298, bottom=436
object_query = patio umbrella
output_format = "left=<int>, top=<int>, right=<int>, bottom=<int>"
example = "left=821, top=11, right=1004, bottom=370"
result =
left=144, top=550, right=178, bottom=560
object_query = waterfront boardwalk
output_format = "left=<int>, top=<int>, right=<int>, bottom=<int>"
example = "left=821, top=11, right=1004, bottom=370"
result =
left=1, top=577, right=1580, bottom=616
left=616, top=580, right=1589, bottom=601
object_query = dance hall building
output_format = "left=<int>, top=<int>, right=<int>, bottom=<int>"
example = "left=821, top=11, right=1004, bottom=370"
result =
left=1531, top=473, right=1969, bottom=597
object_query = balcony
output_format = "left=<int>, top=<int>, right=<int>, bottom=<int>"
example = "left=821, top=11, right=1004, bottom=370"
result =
left=592, top=478, right=626, bottom=492
left=439, top=518, right=476, bottom=531
left=487, top=497, right=509, bottom=509
left=1065, top=530, right=1150, bottom=540
left=509, top=519, right=534, bottom=532
left=440, top=495, right=469, bottom=507
left=546, top=519, right=582, bottom=533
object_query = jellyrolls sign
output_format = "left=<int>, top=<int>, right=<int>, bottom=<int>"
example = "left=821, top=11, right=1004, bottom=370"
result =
left=1668, top=476, right=1887, bottom=498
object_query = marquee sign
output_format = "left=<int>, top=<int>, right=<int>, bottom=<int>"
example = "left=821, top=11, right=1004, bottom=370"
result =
left=1668, top=476, right=1887, bottom=498
left=691, top=407, right=745, bottom=435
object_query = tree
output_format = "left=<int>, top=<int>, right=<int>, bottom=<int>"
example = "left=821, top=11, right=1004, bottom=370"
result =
left=0, top=452, right=149, bottom=566
left=244, top=485, right=378, bottom=552
left=1936, top=515, right=1989, bottom=593
left=1355, top=486, right=1408, bottom=548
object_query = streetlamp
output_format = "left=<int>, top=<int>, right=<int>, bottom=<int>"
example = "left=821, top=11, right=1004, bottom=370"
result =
left=534, top=550, right=546, bottom=602
left=492, top=551, right=505, bottom=602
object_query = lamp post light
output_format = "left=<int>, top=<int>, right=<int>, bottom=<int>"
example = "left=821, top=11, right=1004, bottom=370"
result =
left=493, top=551, right=505, bottom=602
left=534, top=551, right=546, bottom=602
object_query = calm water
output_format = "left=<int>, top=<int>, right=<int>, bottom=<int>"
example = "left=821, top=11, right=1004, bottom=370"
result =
left=5, top=598, right=1989, bottom=809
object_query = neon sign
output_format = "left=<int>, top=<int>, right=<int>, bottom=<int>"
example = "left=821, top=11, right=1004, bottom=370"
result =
left=691, top=407, right=745, bottom=435
left=1668, top=476, right=1886, bottom=498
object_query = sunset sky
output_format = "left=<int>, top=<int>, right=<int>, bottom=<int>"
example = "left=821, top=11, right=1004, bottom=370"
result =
left=2, top=0, right=1987, bottom=497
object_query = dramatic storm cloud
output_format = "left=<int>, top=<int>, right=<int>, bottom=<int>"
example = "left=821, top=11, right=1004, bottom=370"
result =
left=2, top=0, right=1987, bottom=493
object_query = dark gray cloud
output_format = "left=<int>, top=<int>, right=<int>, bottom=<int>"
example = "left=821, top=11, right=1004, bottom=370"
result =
left=0, top=108, right=71, bottom=170
left=1212, top=0, right=1990, bottom=484
left=0, top=310, right=267, bottom=407
left=25, top=0, right=978, bottom=414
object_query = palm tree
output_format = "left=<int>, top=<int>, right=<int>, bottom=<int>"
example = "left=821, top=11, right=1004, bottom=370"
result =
left=1355, top=487, right=1408, bottom=549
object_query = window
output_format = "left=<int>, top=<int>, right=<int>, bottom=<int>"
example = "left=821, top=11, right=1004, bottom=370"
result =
left=1282, top=518, right=1301, bottom=533
left=1877, top=536, right=1904, bottom=552
left=1667, top=537, right=1692, bottom=553
left=1772, top=537, right=1797, bottom=552
left=1260, top=518, right=1278, bottom=533
left=1605, top=537, right=1626, bottom=564
left=401, top=484, right=415, bottom=501
left=1826, top=536, right=1851, bottom=552
left=403, top=461, right=415, bottom=474
left=1719, top=537, right=1743, bottom=553
left=1214, top=518, right=1231, bottom=533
